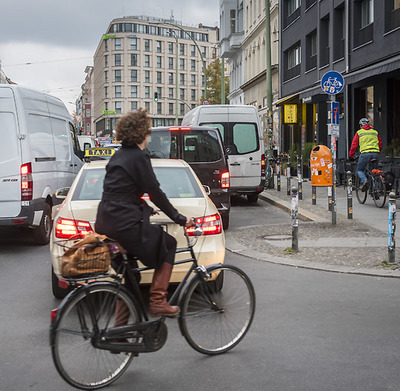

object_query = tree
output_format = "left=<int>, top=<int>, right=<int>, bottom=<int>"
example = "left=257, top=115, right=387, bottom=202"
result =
left=202, top=58, right=230, bottom=105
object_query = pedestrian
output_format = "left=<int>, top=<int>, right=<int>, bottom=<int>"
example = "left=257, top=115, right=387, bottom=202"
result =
left=349, top=118, right=382, bottom=191
left=95, top=108, right=193, bottom=324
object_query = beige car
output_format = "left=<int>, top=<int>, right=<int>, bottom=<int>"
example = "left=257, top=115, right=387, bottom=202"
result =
left=50, top=158, right=225, bottom=298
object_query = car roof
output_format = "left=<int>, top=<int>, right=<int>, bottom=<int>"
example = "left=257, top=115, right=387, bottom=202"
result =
left=151, top=125, right=219, bottom=132
left=83, top=158, right=190, bottom=170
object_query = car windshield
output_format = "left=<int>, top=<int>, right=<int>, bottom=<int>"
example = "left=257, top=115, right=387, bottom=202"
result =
left=72, top=166, right=203, bottom=201
left=147, top=129, right=223, bottom=162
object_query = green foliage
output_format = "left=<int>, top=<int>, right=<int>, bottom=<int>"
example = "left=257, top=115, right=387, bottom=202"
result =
left=201, top=59, right=230, bottom=105
left=302, top=142, right=317, bottom=167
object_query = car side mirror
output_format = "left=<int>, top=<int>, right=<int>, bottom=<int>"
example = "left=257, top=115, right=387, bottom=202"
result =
left=203, top=185, right=211, bottom=195
left=55, top=187, right=70, bottom=199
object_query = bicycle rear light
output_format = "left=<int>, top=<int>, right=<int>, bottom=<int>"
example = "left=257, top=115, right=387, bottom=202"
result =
left=186, top=213, right=222, bottom=236
left=51, top=308, right=58, bottom=323
left=55, top=217, right=94, bottom=239
left=221, top=171, right=230, bottom=188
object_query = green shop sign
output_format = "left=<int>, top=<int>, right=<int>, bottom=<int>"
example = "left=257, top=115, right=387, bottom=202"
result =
left=102, top=34, right=116, bottom=40
left=102, top=109, right=117, bottom=115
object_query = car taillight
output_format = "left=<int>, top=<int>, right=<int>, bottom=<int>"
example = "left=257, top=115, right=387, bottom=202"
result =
left=261, top=154, right=266, bottom=177
left=221, top=171, right=230, bottom=188
left=186, top=213, right=222, bottom=236
left=55, top=217, right=94, bottom=239
left=21, top=163, right=33, bottom=201
left=169, top=127, right=191, bottom=131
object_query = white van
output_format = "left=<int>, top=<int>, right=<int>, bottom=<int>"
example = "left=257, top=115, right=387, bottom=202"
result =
left=0, top=85, right=84, bottom=244
left=182, top=105, right=265, bottom=202
left=77, top=135, right=96, bottom=151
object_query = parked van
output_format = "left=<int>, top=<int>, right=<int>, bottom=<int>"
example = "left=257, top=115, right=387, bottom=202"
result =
left=0, top=85, right=83, bottom=244
left=182, top=105, right=265, bottom=202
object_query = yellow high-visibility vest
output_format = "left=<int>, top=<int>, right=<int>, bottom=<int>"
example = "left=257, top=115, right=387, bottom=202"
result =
left=357, top=128, right=380, bottom=153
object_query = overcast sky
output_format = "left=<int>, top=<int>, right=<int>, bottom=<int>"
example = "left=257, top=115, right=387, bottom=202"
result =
left=0, top=0, right=219, bottom=113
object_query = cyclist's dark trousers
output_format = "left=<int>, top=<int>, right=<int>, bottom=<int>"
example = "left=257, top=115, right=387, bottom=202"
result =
left=357, top=152, right=380, bottom=184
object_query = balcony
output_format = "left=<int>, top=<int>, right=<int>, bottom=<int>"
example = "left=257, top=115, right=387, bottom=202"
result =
left=220, top=31, right=244, bottom=58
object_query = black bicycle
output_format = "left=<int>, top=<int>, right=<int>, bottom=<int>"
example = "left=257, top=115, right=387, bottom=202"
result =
left=50, top=224, right=256, bottom=390
left=354, top=158, right=387, bottom=208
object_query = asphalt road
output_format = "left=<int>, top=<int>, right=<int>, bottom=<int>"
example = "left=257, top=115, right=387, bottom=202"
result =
left=1, top=200, right=400, bottom=390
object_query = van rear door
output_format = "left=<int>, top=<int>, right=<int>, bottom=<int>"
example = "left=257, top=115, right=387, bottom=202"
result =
left=0, top=87, right=22, bottom=218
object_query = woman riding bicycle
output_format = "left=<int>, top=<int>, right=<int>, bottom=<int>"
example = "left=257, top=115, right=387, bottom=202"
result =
left=349, top=117, right=382, bottom=191
left=95, top=108, right=193, bottom=321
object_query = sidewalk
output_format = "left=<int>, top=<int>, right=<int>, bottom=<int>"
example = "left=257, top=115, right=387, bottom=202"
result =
left=225, top=176, right=400, bottom=278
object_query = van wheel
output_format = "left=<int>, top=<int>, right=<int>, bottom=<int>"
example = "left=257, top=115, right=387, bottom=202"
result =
left=247, top=194, right=258, bottom=203
left=33, top=203, right=52, bottom=245
left=222, top=214, right=230, bottom=230
left=52, top=266, right=67, bottom=299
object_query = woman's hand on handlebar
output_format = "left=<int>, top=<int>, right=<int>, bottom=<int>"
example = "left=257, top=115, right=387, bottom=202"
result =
left=185, top=217, right=195, bottom=227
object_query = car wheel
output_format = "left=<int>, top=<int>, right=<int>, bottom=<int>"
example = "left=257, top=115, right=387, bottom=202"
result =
left=33, top=203, right=52, bottom=245
left=222, top=214, right=230, bottom=230
left=247, top=194, right=258, bottom=203
left=52, top=266, right=67, bottom=299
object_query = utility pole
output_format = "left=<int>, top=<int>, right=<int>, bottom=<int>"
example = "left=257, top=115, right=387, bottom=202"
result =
left=265, top=0, right=273, bottom=158
left=221, top=57, right=225, bottom=104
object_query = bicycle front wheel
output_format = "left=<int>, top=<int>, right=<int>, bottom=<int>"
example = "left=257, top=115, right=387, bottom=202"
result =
left=51, top=283, right=140, bottom=390
left=355, top=174, right=367, bottom=204
left=179, top=264, right=255, bottom=355
left=372, top=175, right=387, bottom=208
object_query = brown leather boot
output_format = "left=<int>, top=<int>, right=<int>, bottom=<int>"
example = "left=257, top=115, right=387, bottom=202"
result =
left=149, top=262, right=180, bottom=317
left=113, top=300, right=130, bottom=328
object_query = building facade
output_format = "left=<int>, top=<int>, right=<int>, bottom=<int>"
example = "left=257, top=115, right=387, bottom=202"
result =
left=278, top=0, right=400, bottom=158
left=92, top=16, right=219, bottom=136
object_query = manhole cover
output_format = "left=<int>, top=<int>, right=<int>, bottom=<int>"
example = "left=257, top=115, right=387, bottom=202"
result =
left=264, top=234, right=292, bottom=241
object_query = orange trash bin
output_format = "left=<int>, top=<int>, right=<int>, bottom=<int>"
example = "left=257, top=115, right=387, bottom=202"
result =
left=310, top=145, right=333, bottom=186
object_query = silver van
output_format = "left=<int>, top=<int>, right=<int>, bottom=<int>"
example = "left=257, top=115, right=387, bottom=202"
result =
left=0, top=85, right=83, bottom=244
left=182, top=105, right=265, bottom=202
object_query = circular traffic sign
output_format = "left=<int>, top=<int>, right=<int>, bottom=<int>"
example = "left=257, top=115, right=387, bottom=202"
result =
left=202, top=99, right=210, bottom=105
left=321, top=71, right=344, bottom=95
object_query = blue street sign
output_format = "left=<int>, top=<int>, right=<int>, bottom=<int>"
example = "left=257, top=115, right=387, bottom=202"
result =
left=321, top=71, right=344, bottom=95
left=331, top=101, right=339, bottom=125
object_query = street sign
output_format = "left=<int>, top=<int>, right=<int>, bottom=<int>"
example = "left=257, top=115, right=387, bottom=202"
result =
left=321, top=71, right=344, bottom=95
left=331, top=101, right=339, bottom=125
left=202, top=99, right=210, bottom=105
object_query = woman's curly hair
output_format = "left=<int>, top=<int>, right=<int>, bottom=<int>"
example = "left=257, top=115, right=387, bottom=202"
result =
left=115, top=108, right=151, bottom=146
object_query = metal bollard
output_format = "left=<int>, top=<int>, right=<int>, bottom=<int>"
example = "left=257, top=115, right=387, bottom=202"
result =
left=388, top=192, right=396, bottom=263
left=291, top=187, right=299, bottom=251
left=287, top=176, right=291, bottom=196
left=328, top=186, right=332, bottom=211
left=346, top=171, right=353, bottom=219
left=312, top=186, right=316, bottom=205
left=297, top=156, right=303, bottom=200
left=277, top=157, right=281, bottom=192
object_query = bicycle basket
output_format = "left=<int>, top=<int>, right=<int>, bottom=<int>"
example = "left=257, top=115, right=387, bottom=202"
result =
left=59, top=233, right=111, bottom=278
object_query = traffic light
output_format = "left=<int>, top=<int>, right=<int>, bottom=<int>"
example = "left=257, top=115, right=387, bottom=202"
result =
left=154, top=92, right=159, bottom=102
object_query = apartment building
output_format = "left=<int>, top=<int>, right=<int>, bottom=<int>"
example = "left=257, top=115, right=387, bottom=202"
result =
left=278, top=0, right=400, bottom=158
left=92, top=16, right=219, bottom=136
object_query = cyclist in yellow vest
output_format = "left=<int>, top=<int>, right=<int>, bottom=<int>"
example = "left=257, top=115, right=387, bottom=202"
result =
left=349, top=118, right=382, bottom=191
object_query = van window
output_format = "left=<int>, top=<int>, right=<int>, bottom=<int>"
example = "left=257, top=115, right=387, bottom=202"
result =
left=183, top=130, right=222, bottom=163
left=0, top=113, right=18, bottom=163
left=203, top=123, right=225, bottom=140
left=147, top=131, right=178, bottom=159
left=51, top=118, right=70, bottom=161
left=27, top=114, right=56, bottom=159
left=232, top=123, right=258, bottom=154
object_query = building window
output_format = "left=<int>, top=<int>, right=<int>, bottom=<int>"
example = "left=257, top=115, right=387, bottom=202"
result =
left=130, top=37, right=137, bottom=50
left=105, top=86, right=108, bottom=98
left=385, top=0, right=400, bottom=32
left=131, top=54, right=138, bottom=66
left=180, top=88, right=185, bottom=100
left=288, top=0, right=301, bottom=15
left=144, top=55, right=150, bottom=67
left=169, top=103, right=174, bottom=115
left=144, top=39, right=150, bottom=51
left=131, top=86, right=137, bottom=98
left=169, top=88, right=174, bottom=99
left=131, top=101, right=138, bottom=111
left=191, top=60, right=196, bottom=71
left=104, top=40, right=108, bottom=51
left=104, top=55, right=108, bottom=67
left=115, top=86, right=122, bottom=98
left=105, top=102, right=108, bottom=110
left=157, top=56, right=162, bottom=68
left=361, top=0, right=374, bottom=28
left=319, top=15, right=330, bottom=67
left=191, top=74, right=196, bottom=86
left=180, top=59, right=185, bottom=70
left=191, top=89, right=196, bottom=101
left=157, top=72, right=162, bottom=84
left=115, top=101, right=122, bottom=114
left=86, top=109, right=90, bottom=118
left=145, top=70, right=150, bottom=83
left=114, top=54, right=121, bottom=66
left=230, top=9, right=236, bottom=33
left=86, top=123, right=90, bottom=133
left=168, top=72, right=174, bottom=85
left=180, top=43, right=185, bottom=55
left=168, top=57, right=174, bottom=69
left=157, top=87, right=162, bottom=97
left=114, top=38, right=121, bottom=50
left=114, top=70, right=121, bottom=82
left=288, top=45, right=301, bottom=69
left=201, top=46, right=206, bottom=57
left=156, top=40, right=162, bottom=53
left=180, top=103, right=185, bottom=116
left=306, top=30, right=317, bottom=71
left=145, top=101, right=150, bottom=111
left=168, top=42, right=174, bottom=54
left=145, top=86, right=150, bottom=99
left=131, top=69, right=137, bottom=82
left=202, top=75, right=205, bottom=88
left=333, top=5, right=345, bottom=61
left=157, top=102, right=162, bottom=115
left=180, top=73, right=185, bottom=85
left=191, top=45, right=196, bottom=57
left=395, top=0, right=400, bottom=9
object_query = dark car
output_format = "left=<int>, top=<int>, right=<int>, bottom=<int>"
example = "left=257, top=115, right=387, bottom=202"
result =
left=147, top=126, right=231, bottom=230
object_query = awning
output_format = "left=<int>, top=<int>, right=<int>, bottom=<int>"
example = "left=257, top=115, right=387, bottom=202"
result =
left=273, top=93, right=299, bottom=106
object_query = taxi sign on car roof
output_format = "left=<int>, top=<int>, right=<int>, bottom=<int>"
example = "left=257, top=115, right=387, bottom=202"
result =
left=84, top=147, right=115, bottom=158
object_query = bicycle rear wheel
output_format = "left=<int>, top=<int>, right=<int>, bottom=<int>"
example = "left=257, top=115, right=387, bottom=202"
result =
left=372, top=175, right=387, bottom=208
left=355, top=174, right=367, bottom=204
left=51, top=283, right=140, bottom=390
left=179, top=264, right=255, bottom=355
